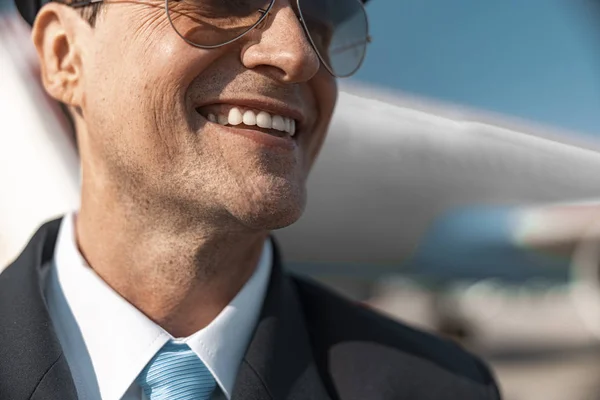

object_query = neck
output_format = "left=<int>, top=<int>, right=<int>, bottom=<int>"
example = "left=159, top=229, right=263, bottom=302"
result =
left=76, top=189, right=269, bottom=338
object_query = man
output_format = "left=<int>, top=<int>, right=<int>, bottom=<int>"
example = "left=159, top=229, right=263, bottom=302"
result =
left=1, top=0, right=501, bottom=398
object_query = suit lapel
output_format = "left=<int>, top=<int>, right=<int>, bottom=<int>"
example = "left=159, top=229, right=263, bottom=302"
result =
left=0, top=218, right=77, bottom=400
left=232, top=240, right=332, bottom=400
left=0, top=220, right=330, bottom=400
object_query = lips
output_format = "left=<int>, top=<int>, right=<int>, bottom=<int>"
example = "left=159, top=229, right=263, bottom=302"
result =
left=196, top=104, right=300, bottom=138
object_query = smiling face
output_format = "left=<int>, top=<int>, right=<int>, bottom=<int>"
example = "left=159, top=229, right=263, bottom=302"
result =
left=38, top=0, right=338, bottom=231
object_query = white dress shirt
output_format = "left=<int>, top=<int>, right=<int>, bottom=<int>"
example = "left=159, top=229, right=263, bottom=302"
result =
left=43, top=212, right=272, bottom=400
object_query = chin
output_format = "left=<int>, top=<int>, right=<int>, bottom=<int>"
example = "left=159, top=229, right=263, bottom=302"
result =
left=218, top=169, right=307, bottom=230
left=229, top=187, right=307, bottom=231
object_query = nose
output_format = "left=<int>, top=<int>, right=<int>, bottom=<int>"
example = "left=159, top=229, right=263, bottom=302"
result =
left=240, top=5, right=321, bottom=83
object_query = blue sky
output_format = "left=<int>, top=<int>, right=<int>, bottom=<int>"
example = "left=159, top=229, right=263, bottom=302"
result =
left=353, top=0, right=600, bottom=136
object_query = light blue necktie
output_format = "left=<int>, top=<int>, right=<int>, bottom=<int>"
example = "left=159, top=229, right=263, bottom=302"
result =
left=137, top=341, right=217, bottom=400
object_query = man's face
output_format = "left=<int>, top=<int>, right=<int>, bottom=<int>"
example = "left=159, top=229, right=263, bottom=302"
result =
left=76, top=0, right=337, bottom=230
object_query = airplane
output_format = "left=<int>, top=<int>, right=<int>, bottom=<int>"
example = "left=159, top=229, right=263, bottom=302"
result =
left=4, top=8, right=600, bottom=335
left=277, top=82, right=600, bottom=284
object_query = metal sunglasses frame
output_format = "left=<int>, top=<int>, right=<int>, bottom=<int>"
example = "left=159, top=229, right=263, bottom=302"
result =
left=66, top=0, right=371, bottom=78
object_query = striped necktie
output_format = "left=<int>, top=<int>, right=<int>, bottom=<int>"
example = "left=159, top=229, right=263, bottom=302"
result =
left=136, top=341, right=217, bottom=400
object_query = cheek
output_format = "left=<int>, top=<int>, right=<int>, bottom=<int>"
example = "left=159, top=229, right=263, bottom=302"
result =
left=305, top=73, right=337, bottom=165
left=83, top=26, right=221, bottom=169
left=319, top=75, right=338, bottom=116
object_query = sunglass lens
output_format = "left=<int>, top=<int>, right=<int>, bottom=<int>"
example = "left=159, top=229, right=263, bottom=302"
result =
left=167, top=0, right=273, bottom=47
left=298, top=0, right=369, bottom=77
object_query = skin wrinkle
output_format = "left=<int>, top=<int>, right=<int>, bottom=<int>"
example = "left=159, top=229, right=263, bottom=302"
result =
left=32, top=0, right=336, bottom=337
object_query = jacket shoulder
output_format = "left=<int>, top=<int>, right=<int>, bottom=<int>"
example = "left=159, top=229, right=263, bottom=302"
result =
left=292, top=275, right=500, bottom=400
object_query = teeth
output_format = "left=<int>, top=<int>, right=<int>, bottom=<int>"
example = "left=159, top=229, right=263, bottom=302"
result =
left=228, top=107, right=243, bottom=125
left=242, top=110, right=257, bottom=126
left=256, top=111, right=272, bottom=129
left=271, top=115, right=286, bottom=132
left=205, top=107, right=297, bottom=136
left=284, top=118, right=291, bottom=133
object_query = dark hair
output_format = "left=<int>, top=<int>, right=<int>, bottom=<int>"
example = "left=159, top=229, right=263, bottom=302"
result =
left=76, top=1, right=104, bottom=26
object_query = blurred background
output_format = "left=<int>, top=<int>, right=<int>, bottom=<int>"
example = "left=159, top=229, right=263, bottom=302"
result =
left=4, top=1, right=600, bottom=399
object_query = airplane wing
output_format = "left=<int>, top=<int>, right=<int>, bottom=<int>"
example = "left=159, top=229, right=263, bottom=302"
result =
left=275, top=83, right=600, bottom=280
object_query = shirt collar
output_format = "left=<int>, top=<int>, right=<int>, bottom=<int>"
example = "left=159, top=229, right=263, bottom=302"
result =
left=53, top=212, right=272, bottom=400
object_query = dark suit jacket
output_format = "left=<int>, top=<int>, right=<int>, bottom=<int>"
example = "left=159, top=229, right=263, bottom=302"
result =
left=0, top=218, right=501, bottom=400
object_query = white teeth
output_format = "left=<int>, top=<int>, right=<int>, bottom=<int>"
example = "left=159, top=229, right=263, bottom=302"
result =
left=207, top=107, right=297, bottom=136
left=284, top=118, right=291, bottom=133
left=228, top=107, right=243, bottom=125
left=242, top=110, right=257, bottom=126
left=272, top=115, right=286, bottom=132
left=218, top=114, right=228, bottom=125
left=256, top=111, right=272, bottom=129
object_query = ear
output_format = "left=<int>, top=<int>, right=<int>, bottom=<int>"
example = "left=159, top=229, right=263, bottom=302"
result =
left=32, top=3, right=90, bottom=108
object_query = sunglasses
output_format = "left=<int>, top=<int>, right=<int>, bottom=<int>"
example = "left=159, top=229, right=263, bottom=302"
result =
left=69, top=0, right=371, bottom=77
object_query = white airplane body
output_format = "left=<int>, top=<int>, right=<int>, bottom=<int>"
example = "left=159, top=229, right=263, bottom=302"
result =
left=278, top=83, right=600, bottom=280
